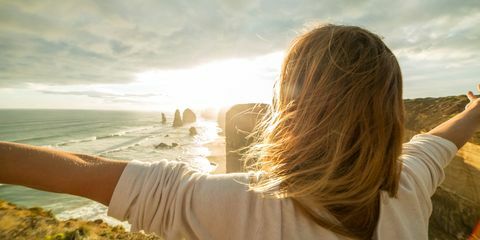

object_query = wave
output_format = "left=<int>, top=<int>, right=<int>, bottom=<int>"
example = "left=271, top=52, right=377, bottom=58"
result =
left=54, top=201, right=130, bottom=229
left=55, top=131, right=127, bottom=146
left=95, top=131, right=126, bottom=140
left=13, top=134, right=65, bottom=143
left=95, top=136, right=149, bottom=155
left=54, top=126, right=157, bottom=147
left=56, top=136, right=98, bottom=146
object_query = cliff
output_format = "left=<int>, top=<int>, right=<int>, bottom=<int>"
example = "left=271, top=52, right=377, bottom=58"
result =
left=0, top=200, right=160, bottom=240
left=404, top=95, right=480, bottom=239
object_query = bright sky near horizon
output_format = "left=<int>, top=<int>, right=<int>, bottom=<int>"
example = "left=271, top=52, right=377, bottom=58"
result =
left=0, top=0, right=479, bottom=111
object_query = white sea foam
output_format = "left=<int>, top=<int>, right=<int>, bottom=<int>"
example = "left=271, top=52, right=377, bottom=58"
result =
left=56, top=202, right=130, bottom=230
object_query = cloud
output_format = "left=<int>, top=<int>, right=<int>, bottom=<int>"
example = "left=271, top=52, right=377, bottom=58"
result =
left=0, top=0, right=479, bottom=98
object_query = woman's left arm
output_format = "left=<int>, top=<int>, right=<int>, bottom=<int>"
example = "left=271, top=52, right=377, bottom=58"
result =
left=0, top=141, right=127, bottom=206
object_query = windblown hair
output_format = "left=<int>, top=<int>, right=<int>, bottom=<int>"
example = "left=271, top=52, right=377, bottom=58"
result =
left=244, top=24, right=404, bottom=239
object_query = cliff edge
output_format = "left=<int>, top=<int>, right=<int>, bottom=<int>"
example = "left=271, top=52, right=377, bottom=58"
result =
left=0, top=200, right=160, bottom=240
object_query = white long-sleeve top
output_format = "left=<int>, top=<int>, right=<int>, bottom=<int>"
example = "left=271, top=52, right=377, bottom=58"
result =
left=107, top=134, right=458, bottom=239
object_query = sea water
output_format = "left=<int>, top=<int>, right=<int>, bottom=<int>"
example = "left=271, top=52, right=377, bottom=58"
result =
left=0, top=109, right=221, bottom=229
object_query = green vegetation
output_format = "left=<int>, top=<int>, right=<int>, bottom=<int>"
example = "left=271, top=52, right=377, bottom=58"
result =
left=404, top=95, right=480, bottom=144
left=0, top=200, right=160, bottom=240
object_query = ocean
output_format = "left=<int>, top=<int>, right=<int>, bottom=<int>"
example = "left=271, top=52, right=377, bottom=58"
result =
left=0, top=109, right=221, bottom=229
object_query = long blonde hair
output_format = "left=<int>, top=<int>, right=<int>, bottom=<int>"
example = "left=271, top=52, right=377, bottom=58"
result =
left=244, top=24, right=404, bottom=239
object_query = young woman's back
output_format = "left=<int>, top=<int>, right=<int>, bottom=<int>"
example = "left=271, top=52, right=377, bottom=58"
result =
left=107, top=133, right=456, bottom=239
left=1, top=24, right=478, bottom=240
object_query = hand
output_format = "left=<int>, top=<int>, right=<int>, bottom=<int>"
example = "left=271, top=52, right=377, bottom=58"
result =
left=466, top=84, right=480, bottom=115
left=429, top=84, right=480, bottom=149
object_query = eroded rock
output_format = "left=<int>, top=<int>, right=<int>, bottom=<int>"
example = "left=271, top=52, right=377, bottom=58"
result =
left=183, top=108, right=196, bottom=123
left=189, top=127, right=198, bottom=136
left=172, top=109, right=183, bottom=127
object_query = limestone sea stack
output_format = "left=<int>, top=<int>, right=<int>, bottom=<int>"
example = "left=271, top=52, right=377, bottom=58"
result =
left=183, top=108, right=197, bottom=123
left=161, top=113, right=167, bottom=124
left=189, top=127, right=198, bottom=136
left=172, top=109, right=183, bottom=127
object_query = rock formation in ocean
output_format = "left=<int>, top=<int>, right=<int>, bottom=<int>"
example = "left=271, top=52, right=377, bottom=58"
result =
left=172, top=109, right=183, bottom=127
left=155, top=142, right=178, bottom=149
left=224, top=97, right=480, bottom=240
left=182, top=108, right=196, bottom=123
left=0, top=200, right=160, bottom=239
left=161, top=113, right=167, bottom=124
left=155, top=143, right=170, bottom=149
left=189, top=127, right=198, bottom=136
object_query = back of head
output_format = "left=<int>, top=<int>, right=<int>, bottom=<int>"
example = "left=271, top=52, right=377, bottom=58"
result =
left=245, top=24, right=404, bottom=239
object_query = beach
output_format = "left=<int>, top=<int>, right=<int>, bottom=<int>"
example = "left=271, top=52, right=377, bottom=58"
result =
left=205, top=136, right=227, bottom=174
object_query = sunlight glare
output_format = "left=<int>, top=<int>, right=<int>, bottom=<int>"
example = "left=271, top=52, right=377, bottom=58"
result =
left=133, top=51, right=284, bottom=109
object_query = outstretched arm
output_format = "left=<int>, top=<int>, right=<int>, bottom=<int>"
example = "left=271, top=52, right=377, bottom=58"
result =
left=429, top=84, right=480, bottom=148
left=0, top=142, right=127, bottom=206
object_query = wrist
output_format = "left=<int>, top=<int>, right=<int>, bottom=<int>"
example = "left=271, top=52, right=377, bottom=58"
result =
left=464, top=105, right=480, bottom=117
left=460, top=107, right=480, bottom=129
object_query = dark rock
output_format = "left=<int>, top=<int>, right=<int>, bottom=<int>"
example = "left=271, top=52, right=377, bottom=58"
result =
left=189, top=127, right=198, bottom=136
left=172, top=109, right=183, bottom=127
left=183, top=108, right=197, bottom=123
left=155, top=143, right=170, bottom=149
left=155, top=142, right=178, bottom=149
left=164, top=134, right=169, bottom=137
left=161, top=113, right=167, bottom=124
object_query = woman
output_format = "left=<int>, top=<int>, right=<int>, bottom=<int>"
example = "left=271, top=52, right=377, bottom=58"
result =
left=0, top=24, right=478, bottom=240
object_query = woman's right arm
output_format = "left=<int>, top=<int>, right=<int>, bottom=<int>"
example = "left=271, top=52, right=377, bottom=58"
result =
left=399, top=84, right=480, bottom=197
left=428, top=84, right=480, bottom=148
left=0, top=141, right=127, bottom=206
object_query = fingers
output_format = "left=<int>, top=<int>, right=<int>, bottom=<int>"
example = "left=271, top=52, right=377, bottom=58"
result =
left=467, top=91, right=477, bottom=101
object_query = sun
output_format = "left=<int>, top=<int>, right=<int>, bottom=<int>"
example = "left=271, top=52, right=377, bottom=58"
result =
left=133, top=51, right=284, bottom=110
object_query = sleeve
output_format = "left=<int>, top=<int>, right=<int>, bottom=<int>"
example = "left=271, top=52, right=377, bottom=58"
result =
left=374, top=134, right=459, bottom=240
left=107, top=159, right=259, bottom=239
left=400, top=133, right=458, bottom=197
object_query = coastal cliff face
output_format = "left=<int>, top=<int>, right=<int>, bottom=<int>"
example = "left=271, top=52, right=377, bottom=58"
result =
left=224, top=103, right=269, bottom=172
left=225, top=96, right=480, bottom=239
left=404, top=96, right=480, bottom=239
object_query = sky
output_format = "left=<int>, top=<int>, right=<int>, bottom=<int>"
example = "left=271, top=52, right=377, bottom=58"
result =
left=0, top=0, right=479, bottom=111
